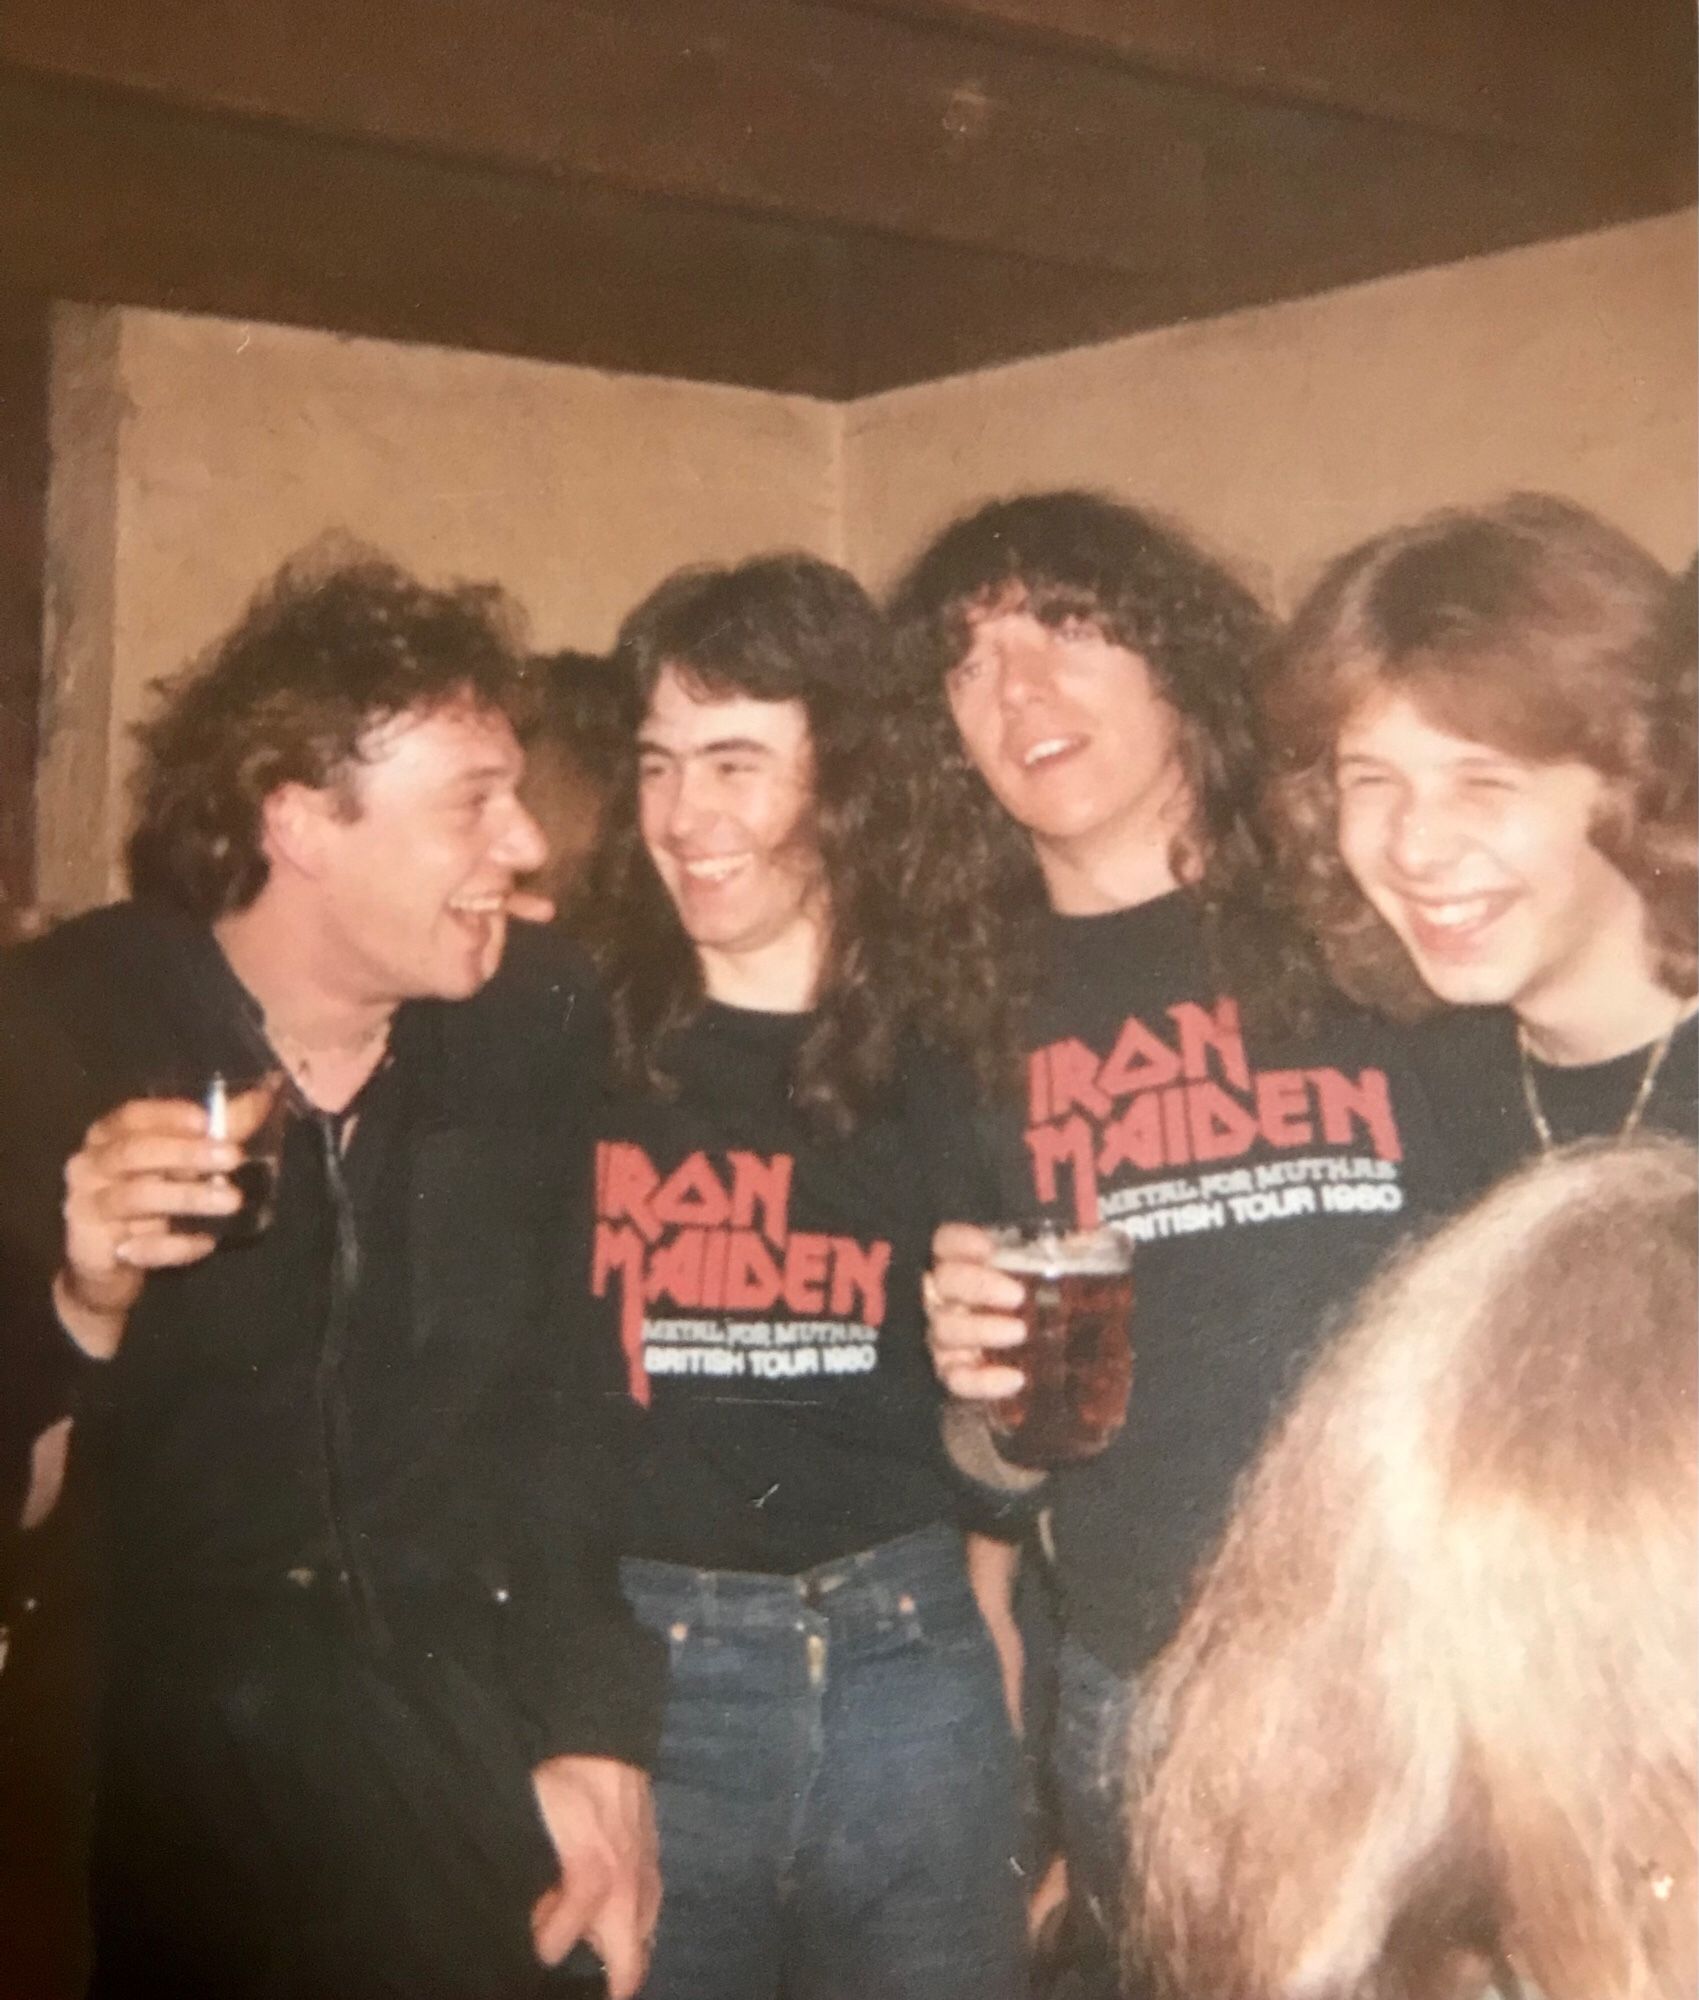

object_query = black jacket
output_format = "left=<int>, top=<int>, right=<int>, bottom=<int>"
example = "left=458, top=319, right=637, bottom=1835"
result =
left=0, top=901, right=663, bottom=1769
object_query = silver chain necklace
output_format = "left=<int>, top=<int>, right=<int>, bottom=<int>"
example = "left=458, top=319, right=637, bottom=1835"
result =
left=1517, top=1017, right=1679, bottom=1153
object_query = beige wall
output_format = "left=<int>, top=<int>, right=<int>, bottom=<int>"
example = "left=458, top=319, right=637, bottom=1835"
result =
left=40, top=308, right=839, bottom=902
left=38, top=211, right=1697, bottom=903
left=844, top=212, right=1698, bottom=604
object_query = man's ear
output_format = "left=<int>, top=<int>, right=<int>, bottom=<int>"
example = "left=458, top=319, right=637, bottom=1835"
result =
left=261, top=782, right=342, bottom=881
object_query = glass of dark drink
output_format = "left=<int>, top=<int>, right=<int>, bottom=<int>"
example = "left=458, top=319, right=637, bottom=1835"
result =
left=167, top=1070, right=289, bottom=1245
left=984, top=1224, right=1134, bottom=1467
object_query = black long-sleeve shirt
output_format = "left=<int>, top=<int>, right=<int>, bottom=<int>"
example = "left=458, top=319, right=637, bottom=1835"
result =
left=0, top=901, right=663, bottom=1768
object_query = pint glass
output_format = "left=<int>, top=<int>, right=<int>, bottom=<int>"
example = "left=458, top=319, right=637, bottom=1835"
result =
left=985, top=1224, right=1133, bottom=1467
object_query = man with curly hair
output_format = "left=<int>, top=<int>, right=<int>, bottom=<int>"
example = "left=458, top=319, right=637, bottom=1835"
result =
left=888, top=491, right=1455, bottom=1997
left=1266, top=495, right=1695, bottom=1184
left=571, top=553, right=1025, bottom=2000
left=0, top=555, right=664, bottom=1998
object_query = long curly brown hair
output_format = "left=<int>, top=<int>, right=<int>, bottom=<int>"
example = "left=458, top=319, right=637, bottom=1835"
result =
left=884, top=490, right=1320, bottom=1091
left=1266, top=494, right=1694, bottom=1018
left=572, top=553, right=909, bottom=1136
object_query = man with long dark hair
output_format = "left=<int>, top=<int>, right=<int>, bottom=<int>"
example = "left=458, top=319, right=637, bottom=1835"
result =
left=572, top=553, right=1025, bottom=2000
left=0, top=555, right=663, bottom=1997
left=888, top=492, right=1454, bottom=1996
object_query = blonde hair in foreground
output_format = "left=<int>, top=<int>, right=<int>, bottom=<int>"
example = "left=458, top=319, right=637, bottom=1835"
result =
left=1130, top=1138, right=1698, bottom=2000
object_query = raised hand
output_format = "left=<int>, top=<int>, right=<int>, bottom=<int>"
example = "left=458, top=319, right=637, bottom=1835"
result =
left=56, top=1087, right=272, bottom=1356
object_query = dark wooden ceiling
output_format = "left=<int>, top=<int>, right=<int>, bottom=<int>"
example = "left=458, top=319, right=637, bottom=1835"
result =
left=1, top=0, right=1693, bottom=398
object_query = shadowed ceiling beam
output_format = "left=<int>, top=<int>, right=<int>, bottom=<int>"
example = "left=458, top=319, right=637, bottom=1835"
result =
left=1, top=0, right=1658, bottom=282
left=828, top=0, right=1697, bottom=154
left=0, top=72, right=849, bottom=396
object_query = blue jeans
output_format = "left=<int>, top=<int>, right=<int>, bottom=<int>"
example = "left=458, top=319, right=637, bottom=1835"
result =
left=1052, top=1638, right=1140, bottom=2000
left=622, top=1525, right=1025, bottom=2000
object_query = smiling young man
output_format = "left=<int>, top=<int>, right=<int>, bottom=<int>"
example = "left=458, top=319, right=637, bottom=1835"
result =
left=573, top=554, right=1025, bottom=2000
left=886, top=492, right=1454, bottom=1998
left=1266, top=494, right=1695, bottom=1185
left=0, top=557, right=664, bottom=1999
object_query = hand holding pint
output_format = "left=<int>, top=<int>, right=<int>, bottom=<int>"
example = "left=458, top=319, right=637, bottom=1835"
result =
left=923, top=1220, right=1135, bottom=1463
left=983, top=1224, right=1134, bottom=1467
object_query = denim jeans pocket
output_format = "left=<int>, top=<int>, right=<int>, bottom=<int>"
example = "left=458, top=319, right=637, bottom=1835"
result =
left=857, top=1571, right=986, bottom=1663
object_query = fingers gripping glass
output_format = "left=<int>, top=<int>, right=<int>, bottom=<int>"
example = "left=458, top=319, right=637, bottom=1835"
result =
left=165, top=1070, right=291, bottom=1244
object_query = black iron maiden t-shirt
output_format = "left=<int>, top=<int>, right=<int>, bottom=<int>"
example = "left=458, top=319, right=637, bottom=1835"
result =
left=988, top=891, right=1458, bottom=1677
left=588, top=1002, right=989, bottom=1575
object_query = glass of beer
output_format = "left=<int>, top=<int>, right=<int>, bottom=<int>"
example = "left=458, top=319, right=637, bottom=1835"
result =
left=984, top=1224, right=1134, bottom=1467
left=166, top=1069, right=290, bottom=1245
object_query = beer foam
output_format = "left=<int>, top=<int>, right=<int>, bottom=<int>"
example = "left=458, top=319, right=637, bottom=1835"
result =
left=989, top=1230, right=1131, bottom=1277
